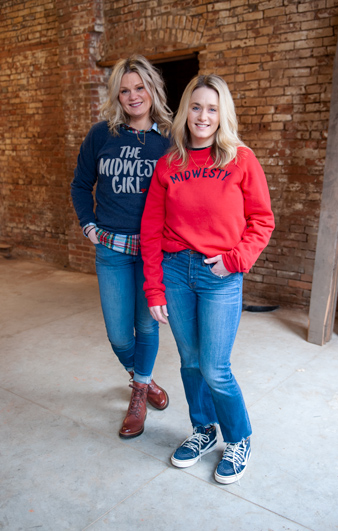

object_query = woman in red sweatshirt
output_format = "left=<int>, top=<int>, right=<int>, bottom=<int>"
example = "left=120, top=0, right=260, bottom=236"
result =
left=141, top=74, right=274, bottom=484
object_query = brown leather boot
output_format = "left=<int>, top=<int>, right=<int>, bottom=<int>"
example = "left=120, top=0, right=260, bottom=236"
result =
left=128, top=372, right=169, bottom=410
left=147, top=379, right=169, bottom=410
left=119, top=381, right=148, bottom=439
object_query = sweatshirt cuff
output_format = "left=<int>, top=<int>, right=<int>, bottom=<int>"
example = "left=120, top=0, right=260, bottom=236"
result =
left=146, top=293, right=167, bottom=308
left=222, top=254, right=237, bottom=273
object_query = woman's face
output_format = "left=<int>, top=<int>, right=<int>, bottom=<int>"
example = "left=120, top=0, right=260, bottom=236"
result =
left=187, top=86, right=220, bottom=148
left=119, top=72, right=152, bottom=128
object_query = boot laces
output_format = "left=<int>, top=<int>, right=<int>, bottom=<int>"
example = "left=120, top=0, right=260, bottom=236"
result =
left=128, top=384, right=147, bottom=418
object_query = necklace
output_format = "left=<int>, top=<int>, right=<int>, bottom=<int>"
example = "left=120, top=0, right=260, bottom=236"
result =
left=136, top=130, right=146, bottom=145
left=189, top=149, right=211, bottom=168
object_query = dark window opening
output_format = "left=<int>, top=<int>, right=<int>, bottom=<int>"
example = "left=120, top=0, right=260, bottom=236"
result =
left=155, top=55, right=199, bottom=115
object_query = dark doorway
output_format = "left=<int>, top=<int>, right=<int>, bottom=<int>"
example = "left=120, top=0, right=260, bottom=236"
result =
left=155, top=55, right=199, bottom=115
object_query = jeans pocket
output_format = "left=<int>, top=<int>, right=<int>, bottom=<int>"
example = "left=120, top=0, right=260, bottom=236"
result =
left=162, top=251, right=175, bottom=262
left=207, top=264, right=231, bottom=279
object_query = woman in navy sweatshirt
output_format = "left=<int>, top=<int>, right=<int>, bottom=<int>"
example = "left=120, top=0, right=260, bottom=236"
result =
left=71, top=55, right=172, bottom=439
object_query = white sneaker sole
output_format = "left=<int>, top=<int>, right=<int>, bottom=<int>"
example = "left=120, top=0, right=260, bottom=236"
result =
left=214, top=452, right=251, bottom=484
left=171, top=441, right=217, bottom=468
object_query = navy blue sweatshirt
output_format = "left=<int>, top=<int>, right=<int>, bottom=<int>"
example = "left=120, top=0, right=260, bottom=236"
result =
left=71, top=121, right=170, bottom=234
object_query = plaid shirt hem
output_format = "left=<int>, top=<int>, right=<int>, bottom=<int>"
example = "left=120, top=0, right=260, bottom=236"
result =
left=96, top=229, right=140, bottom=255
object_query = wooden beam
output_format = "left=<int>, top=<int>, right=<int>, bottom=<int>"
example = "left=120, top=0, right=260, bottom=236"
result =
left=97, top=47, right=205, bottom=68
left=149, top=48, right=205, bottom=64
left=308, top=40, right=338, bottom=345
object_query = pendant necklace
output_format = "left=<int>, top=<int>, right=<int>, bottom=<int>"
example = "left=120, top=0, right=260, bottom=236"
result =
left=136, top=130, right=146, bottom=145
left=189, top=149, right=211, bottom=168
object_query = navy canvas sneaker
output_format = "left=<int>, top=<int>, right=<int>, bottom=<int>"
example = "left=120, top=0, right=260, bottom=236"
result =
left=171, top=425, right=217, bottom=468
left=214, top=437, right=251, bottom=484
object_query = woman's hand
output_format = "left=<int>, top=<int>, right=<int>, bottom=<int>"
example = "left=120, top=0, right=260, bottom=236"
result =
left=149, top=305, right=169, bottom=324
left=84, top=225, right=99, bottom=245
left=88, top=231, right=99, bottom=245
left=204, top=255, right=231, bottom=277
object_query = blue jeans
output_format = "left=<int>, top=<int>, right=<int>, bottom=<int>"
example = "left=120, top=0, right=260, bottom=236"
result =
left=95, top=244, right=159, bottom=384
left=162, top=250, right=252, bottom=443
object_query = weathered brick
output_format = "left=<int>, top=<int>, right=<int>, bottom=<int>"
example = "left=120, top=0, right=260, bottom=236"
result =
left=1, top=0, right=337, bottom=308
left=288, top=279, right=313, bottom=290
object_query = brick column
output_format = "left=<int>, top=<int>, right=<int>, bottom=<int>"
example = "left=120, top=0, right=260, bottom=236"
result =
left=55, top=0, right=108, bottom=272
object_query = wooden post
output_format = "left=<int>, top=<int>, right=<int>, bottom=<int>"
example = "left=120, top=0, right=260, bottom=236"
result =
left=308, top=41, right=338, bottom=346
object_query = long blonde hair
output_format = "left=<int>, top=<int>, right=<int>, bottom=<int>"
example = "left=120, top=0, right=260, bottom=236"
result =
left=100, top=54, right=172, bottom=137
left=168, top=74, right=245, bottom=168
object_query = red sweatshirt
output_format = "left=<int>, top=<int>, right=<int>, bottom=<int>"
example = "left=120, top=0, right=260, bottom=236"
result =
left=141, top=146, right=275, bottom=307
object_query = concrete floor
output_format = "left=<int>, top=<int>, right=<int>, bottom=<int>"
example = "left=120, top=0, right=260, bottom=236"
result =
left=0, top=258, right=337, bottom=531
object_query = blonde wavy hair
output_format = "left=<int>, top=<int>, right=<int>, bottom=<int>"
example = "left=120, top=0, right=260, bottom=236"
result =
left=100, top=54, right=172, bottom=137
left=168, top=74, right=246, bottom=168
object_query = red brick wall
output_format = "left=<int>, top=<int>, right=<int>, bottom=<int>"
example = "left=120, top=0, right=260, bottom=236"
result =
left=0, top=0, right=108, bottom=269
left=0, top=0, right=68, bottom=264
left=1, top=0, right=337, bottom=307
left=100, top=0, right=338, bottom=308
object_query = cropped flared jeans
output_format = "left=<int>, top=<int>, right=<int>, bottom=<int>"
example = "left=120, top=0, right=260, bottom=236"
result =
left=162, top=249, right=252, bottom=443
left=95, top=244, right=159, bottom=384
